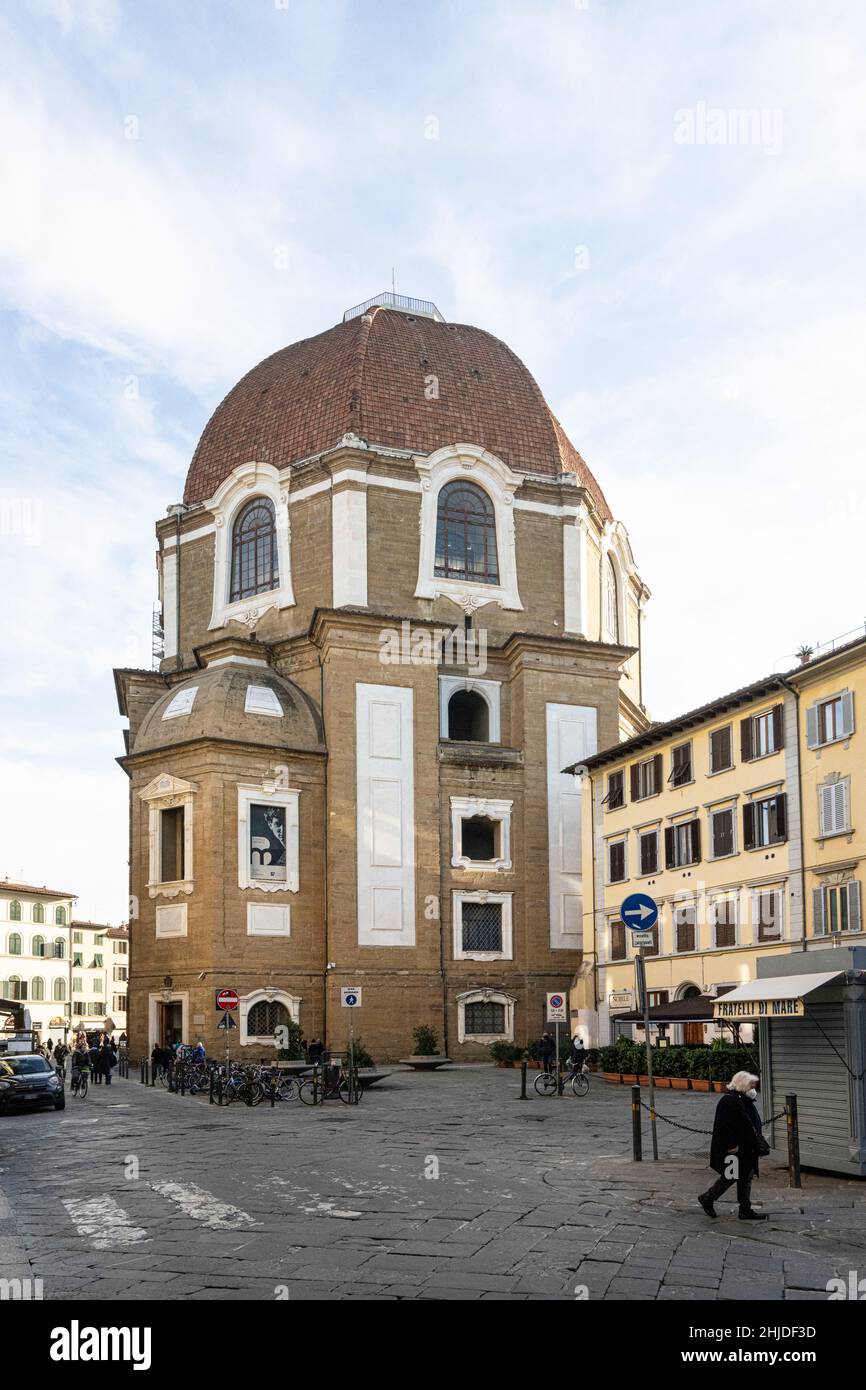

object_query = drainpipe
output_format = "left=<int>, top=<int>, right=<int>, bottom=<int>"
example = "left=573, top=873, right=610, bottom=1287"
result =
left=780, top=675, right=807, bottom=948
left=166, top=504, right=185, bottom=670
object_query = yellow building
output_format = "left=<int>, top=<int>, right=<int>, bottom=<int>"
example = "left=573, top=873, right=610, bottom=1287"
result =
left=572, top=672, right=804, bottom=1045
left=788, top=631, right=865, bottom=944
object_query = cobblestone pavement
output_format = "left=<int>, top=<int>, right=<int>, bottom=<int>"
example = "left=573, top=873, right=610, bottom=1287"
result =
left=1, top=1066, right=864, bottom=1301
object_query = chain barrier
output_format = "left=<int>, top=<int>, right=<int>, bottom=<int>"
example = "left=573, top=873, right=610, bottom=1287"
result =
left=637, top=1098, right=788, bottom=1136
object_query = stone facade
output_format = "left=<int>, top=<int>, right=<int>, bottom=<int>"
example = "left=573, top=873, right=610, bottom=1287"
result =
left=115, top=299, right=648, bottom=1062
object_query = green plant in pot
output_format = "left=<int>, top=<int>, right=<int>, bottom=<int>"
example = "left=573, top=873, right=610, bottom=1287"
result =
left=412, top=1024, right=439, bottom=1057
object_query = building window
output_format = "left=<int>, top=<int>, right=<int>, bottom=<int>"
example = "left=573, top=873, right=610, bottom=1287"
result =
left=8, top=933, right=21, bottom=956
left=464, top=1001, right=506, bottom=1035
left=665, top=819, right=701, bottom=868
left=230, top=498, right=279, bottom=602
left=55, top=907, right=66, bottom=926
left=674, top=903, right=696, bottom=953
left=710, top=806, right=735, bottom=858
left=32, top=903, right=44, bottom=925
left=631, top=754, right=661, bottom=801
left=160, top=806, right=185, bottom=883
left=670, top=742, right=693, bottom=787
left=73, top=953, right=83, bottom=968
left=711, top=897, right=738, bottom=949
left=53, top=978, right=66, bottom=1002
left=434, top=481, right=499, bottom=585
left=606, top=769, right=625, bottom=810
left=113, top=995, right=126, bottom=1013
left=113, top=966, right=129, bottom=982
left=439, top=677, right=501, bottom=743
left=452, top=892, right=513, bottom=961
left=819, top=779, right=850, bottom=837
left=741, top=705, right=783, bottom=761
left=451, top=797, right=512, bottom=871
left=237, top=784, right=299, bottom=894
left=10, top=901, right=21, bottom=922
left=7, top=977, right=25, bottom=1001
left=743, top=794, right=787, bottom=850
left=72, top=976, right=83, bottom=993
left=31, top=977, right=44, bottom=1001
left=32, top=936, right=45, bottom=958
left=73, top=931, right=82, bottom=944
left=610, top=920, right=627, bottom=961
left=603, top=555, right=619, bottom=643
left=709, top=725, right=733, bottom=773
left=638, top=829, right=659, bottom=875
left=53, top=938, right=66, bottom=959
left=247, top=999, right=291, bottom=1038
left=608, top=839, right=627, bottom=884
left=807, top=691, right=854, bottom=748
left=814, top=881, right=861, bottom=936
left=642, top=923, right=660, bottom=957
left=755, top=888, right=783, bottom=943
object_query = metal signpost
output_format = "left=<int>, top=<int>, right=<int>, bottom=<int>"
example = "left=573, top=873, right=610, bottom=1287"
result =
left=621, top=893, right=660, bottom=1161
left=216, top=988, right=239, bottom=1080
left=546, top=991, right=568, bottom=1096
left=341, top=987, right=362, bottom=1105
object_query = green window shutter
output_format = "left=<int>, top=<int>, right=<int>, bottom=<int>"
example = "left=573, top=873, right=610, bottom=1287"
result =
left=848, top=881, right=862, bottom=935
left=805, top=703, right=820, bottom=748
left=839, top=691, right=855, bottom=738
left=812, top=886, right=826, bottom=935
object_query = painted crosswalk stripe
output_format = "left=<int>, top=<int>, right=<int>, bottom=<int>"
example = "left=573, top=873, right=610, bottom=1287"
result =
left=62, top=1196, right=148, bottom=1249
left=150, top=1180, right=258, bottom=1230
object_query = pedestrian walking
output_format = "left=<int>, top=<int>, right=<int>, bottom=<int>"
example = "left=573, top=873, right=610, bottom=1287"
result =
left=698, top=1071, right=768, bottom=1221
left=540, top=1031, right=556, bottom=1076
left=307, top=1038, right=325, bottom=1066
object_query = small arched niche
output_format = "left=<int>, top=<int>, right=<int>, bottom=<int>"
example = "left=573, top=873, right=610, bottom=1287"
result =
left=447, top=689, right=489, bottom=742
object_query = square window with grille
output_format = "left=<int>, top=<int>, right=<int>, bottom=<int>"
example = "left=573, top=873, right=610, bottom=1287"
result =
left=461, top=901, right=502, bottom=953
left=464, top=1001, right=505, bottom=1035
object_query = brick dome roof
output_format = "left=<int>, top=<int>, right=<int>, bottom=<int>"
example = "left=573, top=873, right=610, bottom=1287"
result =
left=183, top=306, right=611, bottom=519
left=132, top=665, right=323, bottom=755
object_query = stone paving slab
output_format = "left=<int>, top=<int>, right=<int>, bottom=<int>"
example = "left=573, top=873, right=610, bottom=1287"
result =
left=0, top=1065, right=863, bottom=1302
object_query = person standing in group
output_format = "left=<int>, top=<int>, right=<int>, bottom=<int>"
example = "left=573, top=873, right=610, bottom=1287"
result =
left=698, top=1071, right=768, bottom=1221
left=540, top=1031, right=556, bottom=1076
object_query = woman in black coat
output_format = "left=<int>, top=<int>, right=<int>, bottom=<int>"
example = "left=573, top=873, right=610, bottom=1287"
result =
left=698, top=1071, right=768, bottom=1221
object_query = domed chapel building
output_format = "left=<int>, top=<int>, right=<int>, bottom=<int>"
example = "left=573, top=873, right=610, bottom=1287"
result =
left=114, top=293, right=650, bottom=1061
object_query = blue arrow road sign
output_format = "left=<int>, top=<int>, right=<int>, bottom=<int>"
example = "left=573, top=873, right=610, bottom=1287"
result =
left=621, top=891, right=659, bottom=931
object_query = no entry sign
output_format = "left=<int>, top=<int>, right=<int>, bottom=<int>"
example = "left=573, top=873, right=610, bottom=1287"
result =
left=215, top=989, right=239, bottom=1012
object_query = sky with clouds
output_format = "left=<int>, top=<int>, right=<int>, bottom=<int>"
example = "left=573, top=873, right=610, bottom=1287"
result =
left=1, top=0, right=864, bottom=922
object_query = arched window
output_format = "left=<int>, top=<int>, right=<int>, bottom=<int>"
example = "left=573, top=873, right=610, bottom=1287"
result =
left=31, top=977, right=44, bottom=1001
left=10, top=901, right=21, bottom=922
left=247, top=999, right=291, bottom=1037
left=604, top=555, right=620, bottom=643
left=53, top=938, right=66, bottom=959
left=32, top=902, right=44, bottom=924
left=55, top=906, right=66, bottom=926
left=434, top=482, right=499, bottom=584
left=230, top=498, right=279, bottom=602
left=447, top=689, right=489, bottom=742
left=53, top=978, right=66, bottom=1002
left=32, top=936, right=45, bottom=958
left=8, top=933, right=21, bottom=956
left=8, top=976, right=24, bottom=1001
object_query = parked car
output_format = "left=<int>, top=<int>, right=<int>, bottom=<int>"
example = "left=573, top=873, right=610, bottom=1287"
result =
left=0, top=1055, right=65, bottom=1114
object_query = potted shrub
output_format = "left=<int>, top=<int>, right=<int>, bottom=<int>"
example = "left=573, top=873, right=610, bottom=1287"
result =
left=599, top=1045, right=621, bottom=1082
left=399, top=1024, right=452, bottom=1069
left=489, top=1041, right=522, bottom=1067
left=690, top=1049, right=712, bottom=1091
left=669, top=1051, right=690, bottom=1090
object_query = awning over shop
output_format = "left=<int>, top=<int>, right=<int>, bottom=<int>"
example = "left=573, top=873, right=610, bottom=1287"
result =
left=712, top=971, right=844, bottom=1021
left=613, top=995, right=718, bottom=1025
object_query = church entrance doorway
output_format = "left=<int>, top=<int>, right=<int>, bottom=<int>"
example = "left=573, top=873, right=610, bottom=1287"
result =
left=159, top=1002, right=183, bottom=1048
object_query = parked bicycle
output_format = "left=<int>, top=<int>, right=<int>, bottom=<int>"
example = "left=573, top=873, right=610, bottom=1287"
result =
left=534, top=1065, right=589, bottom=1098
left=298, top=1062, right=361, bottom=1105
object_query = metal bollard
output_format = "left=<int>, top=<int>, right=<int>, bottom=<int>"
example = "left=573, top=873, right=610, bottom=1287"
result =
left=180, top=1061, right=186, bottom=1097
left=785, top=1093, right=801, bottom=1189
left=270, top=1074, right=276, bottom=1108
left=217, top=1071, right=223, bottom=1107
left=557, top=1061, right=564, bottom=1097
left=313, top=1066, right=319, bottom=1106
left=209, top=1068, right=215, bottom=1105
left=519, top=1058, right=528, bottom=1099
left=631, top=1084, right=643, bottom=1162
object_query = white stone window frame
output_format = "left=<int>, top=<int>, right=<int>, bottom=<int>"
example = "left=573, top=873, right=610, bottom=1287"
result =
left=600, top=522, right=633, bottom=646
left=452, top=889, right=513, bottom=962
left=240, top=988, right=302, bottom=1048
left=450, top=795, right=512, bottom=871
left=139, top=774, right=198, bottom=900
left=147, top=989, right=189, bottom=1051
left=456, top=987, right=516, bottom=1044
left=750, top=884, right=786, bottom=945
left=439, top=675, right=501, bottom=743
left=414, top=444, right=523, bottom=614
left=237, top=783, right=300, bottom=894
left=708, top=892, right=740, bottom=950
left=207, top=461, right=295, bottom=632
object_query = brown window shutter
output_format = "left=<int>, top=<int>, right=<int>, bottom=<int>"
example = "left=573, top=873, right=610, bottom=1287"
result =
left=743, top=802, right=756, bottom=851
left=740, top=717, right=753, bottom=762
left=690, top=819, right=701, bottom=863
left=630, top=764, right=639, bottom=801
left=775, top=794, right=787, bottom=841
left=772, top=703, right=783, bottom=750
left=652, top=753, right=662, bottom=793
left=664, top=826, right=676, bottom=868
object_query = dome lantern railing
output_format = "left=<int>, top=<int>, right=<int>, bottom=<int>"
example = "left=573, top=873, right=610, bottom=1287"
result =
left=343, top=292, right=445, bottom=323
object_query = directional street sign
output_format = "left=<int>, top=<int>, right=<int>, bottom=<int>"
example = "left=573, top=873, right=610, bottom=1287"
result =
left=217, top=1013, right=237, bottom=1031
left=546, top=992, right=568, bottom=1023
left=215, top=989, right=239, bottom=1012
left=620, top=892, right=659, bottom=932
left=341, top=988, right=362, bottom=1008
